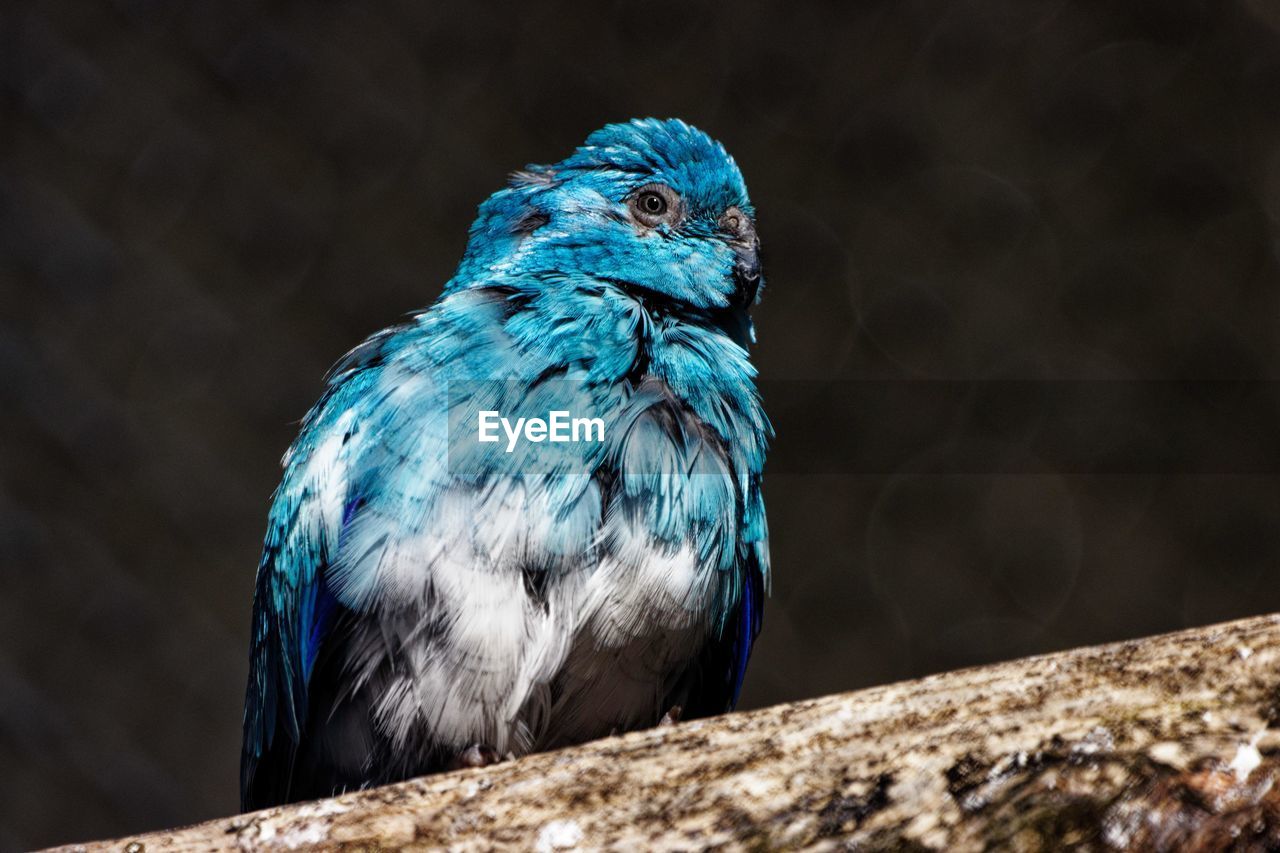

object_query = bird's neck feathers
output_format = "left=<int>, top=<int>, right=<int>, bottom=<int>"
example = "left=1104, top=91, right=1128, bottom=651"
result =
left=502, top=275, right=759, bottom=398
left=417, top=272, right=765, bottom=459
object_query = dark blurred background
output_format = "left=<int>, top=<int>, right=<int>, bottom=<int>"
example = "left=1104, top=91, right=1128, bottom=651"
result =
left=3, top=0, right=1280, bottom=847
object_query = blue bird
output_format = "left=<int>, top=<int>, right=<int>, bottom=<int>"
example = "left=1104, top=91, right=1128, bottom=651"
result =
left=241, top=119, right=771, bottom=809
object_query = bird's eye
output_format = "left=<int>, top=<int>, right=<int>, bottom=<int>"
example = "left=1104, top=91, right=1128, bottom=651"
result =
left=640, top=193, right=666, bottom=215
left=629, top=184, right=681, bottom=227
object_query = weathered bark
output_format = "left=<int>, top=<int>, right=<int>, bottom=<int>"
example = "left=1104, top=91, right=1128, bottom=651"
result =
left=52, top=614, right=1280, bottom=852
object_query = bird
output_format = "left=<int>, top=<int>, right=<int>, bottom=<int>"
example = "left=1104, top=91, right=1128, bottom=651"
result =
left=240, top=118, right=771, bottom=810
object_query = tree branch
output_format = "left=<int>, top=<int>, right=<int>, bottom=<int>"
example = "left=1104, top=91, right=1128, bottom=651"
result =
left=52, top=614, right=1280, bottom=851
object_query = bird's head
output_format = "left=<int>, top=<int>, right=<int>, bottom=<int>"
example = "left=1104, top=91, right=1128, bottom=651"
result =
left=450, top=119, right=763, bottom=328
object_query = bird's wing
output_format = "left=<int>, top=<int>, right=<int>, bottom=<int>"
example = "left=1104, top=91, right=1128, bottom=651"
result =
left=240, top=288, right=609, bottom=806
left=666, top=470, right=769, bottom=718
left=239, top=345, right=384, bottom=810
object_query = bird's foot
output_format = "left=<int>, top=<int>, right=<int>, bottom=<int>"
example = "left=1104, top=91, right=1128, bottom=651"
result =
left=450, top=744, right=502, bottom=770
left=658, top=705, right=683, bottom=727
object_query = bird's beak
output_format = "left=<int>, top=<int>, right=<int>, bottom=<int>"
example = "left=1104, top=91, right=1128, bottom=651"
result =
left=734, top=240, right=762, bottom=307
left=721, top=206, right=762, bottom=308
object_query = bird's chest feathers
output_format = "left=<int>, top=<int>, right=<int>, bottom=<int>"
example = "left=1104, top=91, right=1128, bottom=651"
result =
left=509, top=289, right=769, bottom=563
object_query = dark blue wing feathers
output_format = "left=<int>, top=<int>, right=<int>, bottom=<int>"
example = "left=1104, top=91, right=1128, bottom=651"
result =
left=730, top=562, right=763, bottom=707
left=667, top=550, right=766, bottom=719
